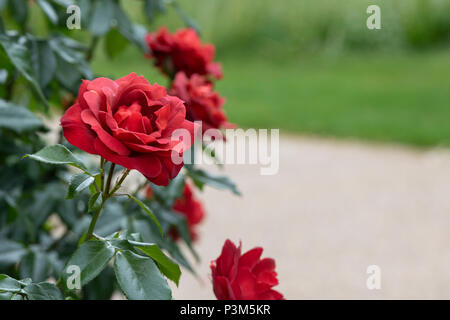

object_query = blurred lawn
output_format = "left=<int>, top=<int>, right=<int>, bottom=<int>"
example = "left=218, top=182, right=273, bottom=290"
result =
left=92, top=47, right=450, bottom=147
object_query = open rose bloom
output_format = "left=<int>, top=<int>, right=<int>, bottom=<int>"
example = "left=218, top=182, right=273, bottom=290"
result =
left=146, top=27, right=223, bottom=79
left=60, top=73, right=197, bottom=186
left=211, top=240, right=284, bottom=300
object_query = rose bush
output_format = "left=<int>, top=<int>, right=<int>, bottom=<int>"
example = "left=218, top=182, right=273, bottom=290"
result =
left=61, top=73, right=198, bottom=186
left=211, top=240, right=284, bottom=300
left=0, top=0, right=283, bottom=301
left=146, top=27, right=223, bottom=79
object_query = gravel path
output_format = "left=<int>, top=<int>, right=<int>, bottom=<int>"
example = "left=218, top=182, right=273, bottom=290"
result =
left=172, top=135, right=450, bottom=299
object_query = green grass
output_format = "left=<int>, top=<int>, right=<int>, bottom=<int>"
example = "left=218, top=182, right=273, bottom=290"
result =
left=92, top=47, right=450, bottom=147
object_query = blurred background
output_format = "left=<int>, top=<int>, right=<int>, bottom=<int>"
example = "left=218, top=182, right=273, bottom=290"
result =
left=94, top=0, right=450, bottom=147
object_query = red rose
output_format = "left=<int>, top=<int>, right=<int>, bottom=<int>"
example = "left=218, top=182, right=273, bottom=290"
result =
left=145, top=27, right=223, bottom=79
left=171, top=183, right=205, bottom=241
left=211, top=240, right=284, bottom=300
left=60, top=73, right=197, bottom=186
left=171, top=72, right=233, bottom=132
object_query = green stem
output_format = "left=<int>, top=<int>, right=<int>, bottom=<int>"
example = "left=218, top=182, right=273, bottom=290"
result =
left=100, top=158, right=105, bottom=190
left=83, top=168, right=130, bottom=242
left=104, top=163, right=116, bottom=195
left=84, top=196, right=106, bottom=241
left=85, top=36, right=99, bottom=62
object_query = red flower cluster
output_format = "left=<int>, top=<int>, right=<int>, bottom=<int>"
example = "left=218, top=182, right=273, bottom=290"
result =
left=145, top=27, right=222, bottom=79
left=60, top=73, right=198, bottom=186
left=145, top=183, right=205, bottom=241
left=171, top=72, right=233, bottom=132
left=146, top=27, right=231, bottom=131
left=211, top=240, right=284, bottom=300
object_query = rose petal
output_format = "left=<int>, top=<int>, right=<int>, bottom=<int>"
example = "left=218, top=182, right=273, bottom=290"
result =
left=60, top=104, right=97, bottom=154
left=81, top=109, right=130, bottom=156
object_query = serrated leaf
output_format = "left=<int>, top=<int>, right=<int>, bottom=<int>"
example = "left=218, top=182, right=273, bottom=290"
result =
left=134, top=243, right=181, bottom=286
left=114, top=250, right=171, bottom=300
left=24, top=144, right=89, bottom=172
left=61, top=240, right=115, bottom=290
left=0, top=99, right=45, bottom=133
left=66, top=173, right=95, bottom=199
left=128, top=194, right=162, bottom=237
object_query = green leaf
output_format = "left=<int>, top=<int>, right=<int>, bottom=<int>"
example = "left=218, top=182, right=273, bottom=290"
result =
left=134, top=243, right=181, bottom=286
left=128, top=194, right=162, bottom=237
left=89, top=0, right=114, bottom=36
left=37, top=0, right=58, bottom=25
left=105, top=28, right=128, bottom=59
left=0, top=274, right=22, bottom=292
left=114, top=3, right=148, bottom=52
left=62, top=240, right=115, bottom=290
left=31, top=39, right=56, bottom=88
left=66, top=173, right=95, bottom=199
left=0, top=292, right=15, bottom=300
left=24, top=144, right=89, bottom=172
left=49, top=36, right=93, bottom=80
left=22, top=282, right=63, bottom=300
left=114, top=250, right=171, bottom=300
left=0, top=35, right=46, bottom=104
left=0, top=239, right=26, bottom=268
left=186, top=165, right=241, bottom=195
left=8, top=0, right=28, bottom=26
left=0, top=99, right=45, bottom=133
left=54, top=55, right=82, bottom=93
left=83, top=266, right=116, bottom=300
left=19, top=247, right=49, bottom=282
